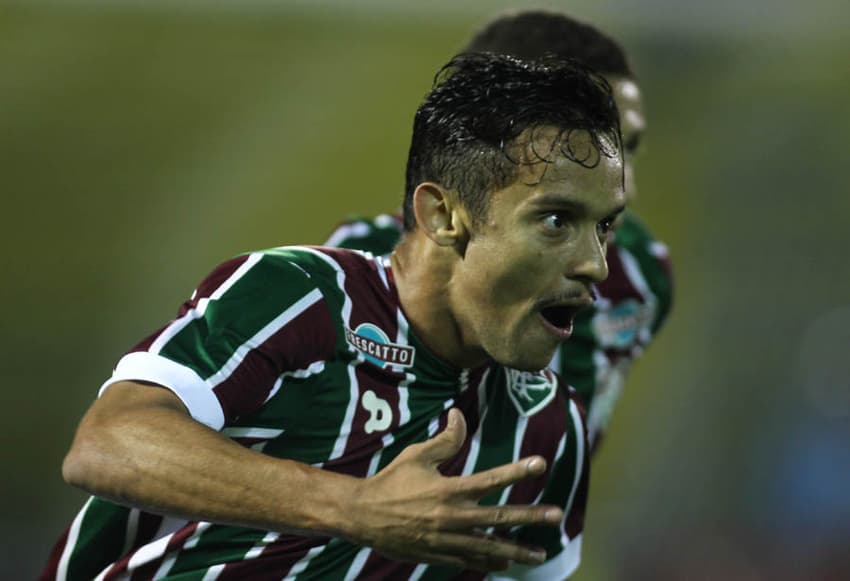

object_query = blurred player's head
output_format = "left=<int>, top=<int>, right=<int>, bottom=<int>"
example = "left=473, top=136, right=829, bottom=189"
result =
left=404, top=53, right=621, bottom=232
left=401, top=53, right=625, bottom=370
left=464, top=10, right=646, bottom=209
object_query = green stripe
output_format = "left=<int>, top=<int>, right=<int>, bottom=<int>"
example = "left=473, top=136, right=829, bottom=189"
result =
left=165, top=525, right=268, bottom=577
left=330, top=217, right=402, bottom=256
left=159, top=251, right=324, bottom=380
left=66, top=499, right=132, bottom=580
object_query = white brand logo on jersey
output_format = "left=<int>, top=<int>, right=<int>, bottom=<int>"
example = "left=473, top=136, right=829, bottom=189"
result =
left=362, top=390, right=393, bottom=434
left=344, top=323, right=415, bottom=369
left=506, top=368, right=558, bottom=417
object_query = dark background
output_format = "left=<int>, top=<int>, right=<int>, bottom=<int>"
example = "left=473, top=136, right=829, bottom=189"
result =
left=3, top=1, right=849, bottom=578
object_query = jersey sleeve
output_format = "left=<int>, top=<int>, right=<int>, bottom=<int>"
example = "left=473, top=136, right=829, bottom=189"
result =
left=324, top=213, right=404, bottom=255
left=491, top=384, right=589, bottom=580
left=99, top=249, right=336, bottom=430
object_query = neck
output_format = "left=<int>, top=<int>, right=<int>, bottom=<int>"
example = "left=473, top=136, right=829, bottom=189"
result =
left=391, top=233, right=489, bottom=370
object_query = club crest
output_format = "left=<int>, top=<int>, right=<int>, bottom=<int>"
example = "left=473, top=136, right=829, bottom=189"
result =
left=506, top=368, right=558, bottom=417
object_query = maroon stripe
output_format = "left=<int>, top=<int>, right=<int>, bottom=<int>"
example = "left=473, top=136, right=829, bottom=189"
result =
left=565, top=456, right=589, bottom=539
left=213, top=299, right=335, bottom=423
left=597, top=244, right=642, bottom=302
left=97, top=513, right=168, bottom=580
left=38, top=526, right=70, bottom=581
left=510, top=386, right=569, bottom=505
left=216, top=536, right=328, bottom=580
left=566, top=392, right=590, bottom=539
left=352, top=551, right=424, bottom=580
left=126, top=523, right=201, bottom=581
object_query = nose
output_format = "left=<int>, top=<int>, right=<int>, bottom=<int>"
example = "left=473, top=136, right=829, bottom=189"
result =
left=568, top=228, right=609, bottom=285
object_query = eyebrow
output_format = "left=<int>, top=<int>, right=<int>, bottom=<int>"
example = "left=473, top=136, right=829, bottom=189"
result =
left=528, top=194, right=626, bottom=218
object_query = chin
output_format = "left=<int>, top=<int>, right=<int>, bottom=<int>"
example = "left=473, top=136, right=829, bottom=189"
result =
left=498, top=349, right=555, bottom=372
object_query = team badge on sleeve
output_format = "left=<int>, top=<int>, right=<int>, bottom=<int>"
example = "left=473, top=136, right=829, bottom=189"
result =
left=506, top=368, right=558, bottom=416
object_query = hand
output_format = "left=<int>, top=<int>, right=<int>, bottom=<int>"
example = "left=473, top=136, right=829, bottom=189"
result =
left=346, top=408, right=563, bottom=572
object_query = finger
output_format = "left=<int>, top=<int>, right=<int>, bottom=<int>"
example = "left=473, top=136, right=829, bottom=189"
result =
left=429, top=531, right=547, bottom=569
left=416, top=408, right=467, bottom=466
left=454, top=456, right=548, bottom=498
left=441, top=503, right=564, bottom=530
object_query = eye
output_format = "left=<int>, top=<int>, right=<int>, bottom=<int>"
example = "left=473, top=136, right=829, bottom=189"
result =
left=597, top=217, right=614, bottom=239
left=541, top=213, right=567, bottom=235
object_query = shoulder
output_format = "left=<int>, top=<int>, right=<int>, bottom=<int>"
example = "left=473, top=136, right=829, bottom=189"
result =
left=609, top=212, right=674, bottom=329
left=325, top=213, right=404, bottom=255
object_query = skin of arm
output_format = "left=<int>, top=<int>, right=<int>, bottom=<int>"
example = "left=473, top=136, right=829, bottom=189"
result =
left=62, top=381, right=563, bottom=572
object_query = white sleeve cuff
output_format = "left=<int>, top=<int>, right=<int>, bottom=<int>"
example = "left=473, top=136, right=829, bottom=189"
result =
left=488, top=534, right=582, bottom=581
left=99, top=352, right=226, bottom=431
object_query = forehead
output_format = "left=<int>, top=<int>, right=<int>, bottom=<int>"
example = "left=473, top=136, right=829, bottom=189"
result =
left=495, top=131, right=625, bottom=214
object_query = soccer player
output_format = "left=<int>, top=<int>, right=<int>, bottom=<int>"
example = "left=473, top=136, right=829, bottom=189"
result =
left=327, top=10, right=674, bottom=450
left=41, top=54, right=624, bottom=580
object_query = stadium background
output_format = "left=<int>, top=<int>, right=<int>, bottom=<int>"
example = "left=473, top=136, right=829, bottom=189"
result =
left=2, top=1, right=849, bottom=578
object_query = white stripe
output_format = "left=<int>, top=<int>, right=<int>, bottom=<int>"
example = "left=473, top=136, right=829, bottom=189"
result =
left=184, top=522, right=212, bottom=549
left=221, top=426, right=284, bottom=439
left=150, top=253, right=263, bottom=355
left=201, top=564, right=225, bottom=581
left=283, top=544, right=327, bottom=580
left=152, top=522, right=211, bottom=579
left=496, top=415, right=528, bottom=506
left=460, top=375, right=490, bottom=477
left=125, top=532, right=175, bottom=574
left=121, top=508, right=140, bottom=561
left=395, top=307, right=413, bottom=425
left=324, top=221, right=371, bottom=247
left=547, top=347, right=561, bottom=375
left=374, top=254, right=390, bottom=290
left=244, top=531, right=281, bottom=559
left=650, top=240, right=669, bottom=259
left=366, top=431, right=395, bottom=477
left=410, top=563, right=428, bottom=580
left=343, top=547, right=372, bottom=581
left=565, top=399, right=586, bottom=523
left=297, top=247, right=361, bottom=462
left=99, top=351, right=225, bottom=430
left=329, top=362, right=361, bottom=461
left=206, top=288, right=324, bottom=388
left=56, top=497, right=95, bottom=581
left=264, top=360, right=326, bottom=405
left=374, top=213, right=400, bottom=229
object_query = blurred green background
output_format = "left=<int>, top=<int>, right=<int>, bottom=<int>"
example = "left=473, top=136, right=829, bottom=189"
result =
left=3, top=1, right=849, bottom=579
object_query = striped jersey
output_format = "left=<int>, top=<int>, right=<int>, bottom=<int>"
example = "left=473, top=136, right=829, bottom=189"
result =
left=42, top=247, right=589, bottom=581
left=326, top=211, right=673, bottom=449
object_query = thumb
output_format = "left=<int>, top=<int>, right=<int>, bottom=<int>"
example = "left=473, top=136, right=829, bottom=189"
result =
left=418, top=408, right=467, bottom=466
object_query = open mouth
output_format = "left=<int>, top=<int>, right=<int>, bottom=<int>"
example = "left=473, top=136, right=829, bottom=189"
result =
left=541, top=305, right=575, bottom=329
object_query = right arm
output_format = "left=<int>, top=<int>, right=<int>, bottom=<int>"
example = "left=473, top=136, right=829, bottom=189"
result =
left=63, top=381, right=561, bottom=572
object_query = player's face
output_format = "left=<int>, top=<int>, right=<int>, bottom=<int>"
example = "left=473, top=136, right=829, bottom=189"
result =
left=450, top=130, right=625, bottom=370
left=609, top=76, right=646, bottom=207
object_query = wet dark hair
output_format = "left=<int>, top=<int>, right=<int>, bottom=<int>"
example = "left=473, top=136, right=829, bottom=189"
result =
left=464, top=9, right=633, bottom=78
left=403, top=53, right=621, bottom=231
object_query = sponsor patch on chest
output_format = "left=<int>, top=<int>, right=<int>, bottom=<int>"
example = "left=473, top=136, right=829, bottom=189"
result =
left=506, top=368, right=558, bottom=417
left=344, top=323, right=415, bottom=369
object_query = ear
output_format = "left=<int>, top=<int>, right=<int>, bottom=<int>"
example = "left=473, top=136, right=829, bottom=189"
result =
left=412, top=182, right=470, bottom=247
